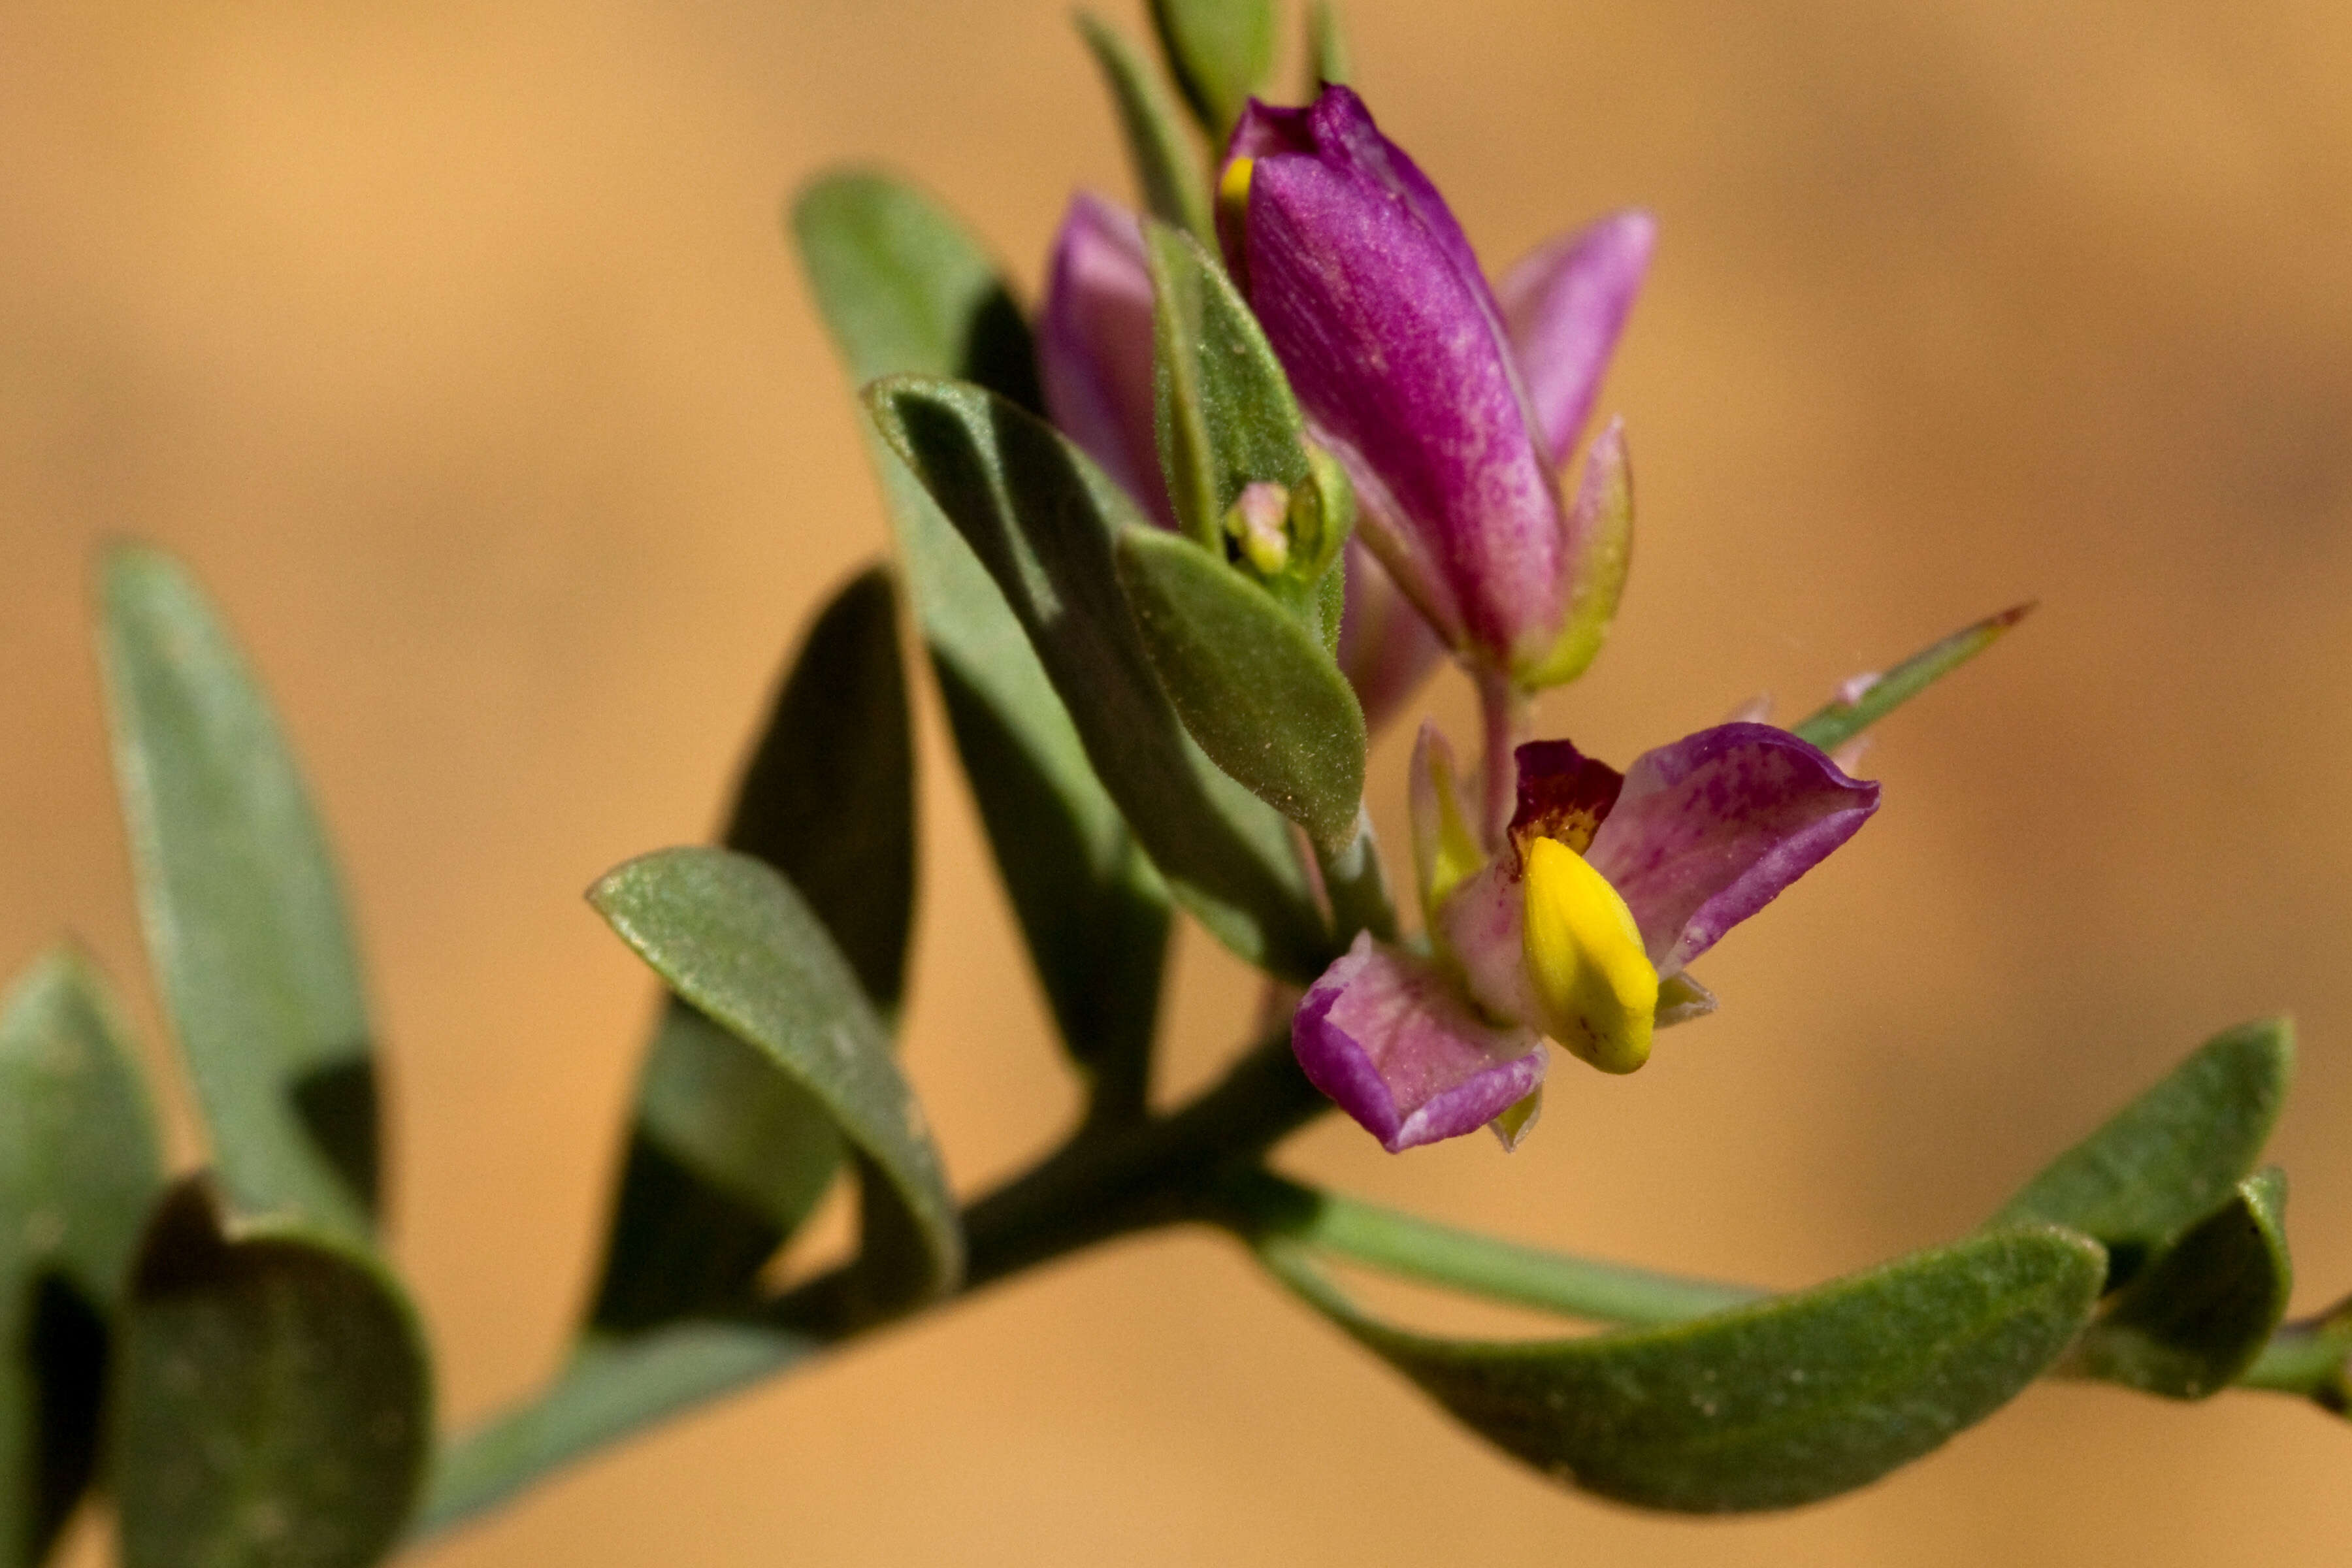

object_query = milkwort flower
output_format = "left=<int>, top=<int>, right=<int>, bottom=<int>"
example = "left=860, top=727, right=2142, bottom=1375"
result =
left=1219, top=84, right=1654, bottom=695
left=1038, top=87, right=1653, bottom=729
left=1293, top=723, right=1878, bottom=1151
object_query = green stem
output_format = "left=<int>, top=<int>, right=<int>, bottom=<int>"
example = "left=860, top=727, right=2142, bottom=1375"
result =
left=1313, top=808, right=1397, bottom=945
left=1213, top=1169, right=1764, bottom=1327
left=2234, top=1317, right=2351, bottom=1410
left=412, top=1030, right=1329, bottom=1540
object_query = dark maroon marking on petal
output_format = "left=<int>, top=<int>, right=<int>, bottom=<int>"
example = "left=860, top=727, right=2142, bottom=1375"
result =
left=1509, top=737, right=1624, bottom=860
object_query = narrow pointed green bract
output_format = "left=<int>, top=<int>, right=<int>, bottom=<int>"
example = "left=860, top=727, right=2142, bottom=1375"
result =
left=111, top=1179, right=431, bottom=1568
left=1789, top=602, right=2035, bottom=753
left=1078, top=14, right=1215, bottom=246
left=794, top=171, right=1169, bottom=1122
left=866, top=374, right=1334, bottom=982
left=1147, top=221, right=1311, bottom=553
left=588, top=848, right=962, bottom=1303
left=1262, top=1226, right=2104, bottom=1513
left=98, top=546, right=380, bottom=1247
left=1117, top=527, right=1365, bottom=849
left=1990, top=1019, right=2292, bottom=1290
left=1306, top=1, right=1352, bottom=88
left=1148, top=0, right=1275, bottom=142
left=0, top=951, right=162, bottom=1567
left=2070, top=1169, right=2292, bottom=1399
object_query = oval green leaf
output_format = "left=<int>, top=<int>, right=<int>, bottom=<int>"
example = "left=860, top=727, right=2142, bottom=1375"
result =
left=1989, top=1018, right=2292, bottom=1288
left=99, top=546, right=379, bottom=1245
left=1078, top=14, right=1214, bottom=245
left=1117, top=526, right=1365, bottom=847
left=0, top=949, right=163, bottom=1566
left=794, top=171, right=1170, bottom=1122
left=1147, top=0, right=1275, bottom=141
left=112, top=1179, right=431, bottom=1568
left=589, top=567, right=911, bottom=1334
left=865, top=374, right=1332, bottom=983
left=2070, top=1168, right=2292, bottom=1399
left=1263, top=1226, right=2104, bottom=1513
left=588, top=847, right=962, bottom=1302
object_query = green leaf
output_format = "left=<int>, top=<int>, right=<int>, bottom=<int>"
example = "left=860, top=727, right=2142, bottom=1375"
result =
left=1789, top=602, right=2034, bottom=754
left=2070, top=1168, right=2292, bottom=1399
left=1305, top=1, right=1351, bottom=88
left=1145, top=222, right=1311, bottom=554
left=0, top=950, right=163, bottom=1566
left=99, top=546, right=380, bottom=1246
left=587, top=568, right=913, bottom=1333
left=866, top=374, right=1332, bottom=981
left=1148, top=0, right=1275, bottom=142
left=112, top=1178, right=431, bottom=1568
left=1117, top=527, right=1365, bottom=848
left=1263, top=1226, right=2104, bottom=1513
left=794, top=171, right=1169, bottom=1122
left=589, top=848, right=962, bottom=1304
left=1989, top=1018, right=2291, bottom=1289
left=1077, top=14, right=1215, bottom=246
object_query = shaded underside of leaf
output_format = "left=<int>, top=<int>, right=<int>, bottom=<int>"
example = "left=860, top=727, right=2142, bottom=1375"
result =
left=1265, top=1226, right=2104, bottom=1512
left=99, top=546, right=380, bottom=1245
left=794, top=169, right=1171, bottom=1116
left=111, top=1179, right=431, bottom=1568
left=2071, top=1168, right=2292, bottom=1399
left=1991, top=1018, right=2292, bottom=1288
left=0, top=950, right=163, bottom=1567
left=589, top=849, right=962, bottom=1301
left=867, top=374, right=1331, bottom=981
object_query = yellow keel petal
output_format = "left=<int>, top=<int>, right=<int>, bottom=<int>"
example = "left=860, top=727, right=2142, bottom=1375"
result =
left=1521, top=838, right=1658, bottom=1073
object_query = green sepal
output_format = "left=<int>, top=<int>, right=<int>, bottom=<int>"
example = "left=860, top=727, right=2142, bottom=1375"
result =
left=1790, top=602, right=2034, bottom=754
left=1077, top=14, right=1215, bottom=246
left=1262, top=1225, right=2104, bottom=1513
left=865, top=374, right=1333, bottom=983
left=97, top=546, right=380, bottom=1247
left=1516, top=423, right=1631, bottom=691
left=110, top=1177, right=431, bottom=1568
left=1145, top=222, right=1311, bottom=555
left=1989, top=1018, right=2291, bottom=1290
left=2068, top=1168, right=2291, bottom=1399
left=1147, top=0, right=1275, bottom=142
left=0, top=949, right=163, bottom=1566
left=794, top=171, right=1169, bottom=1123
left=588, top=848, right=962, bottom=1305
left=1117, top=525, right=1365, bottom=850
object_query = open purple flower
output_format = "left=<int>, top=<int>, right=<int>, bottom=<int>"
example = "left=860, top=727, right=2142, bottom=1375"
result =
left=1220, top=86, right=1652, bottom=691
left=1293, top=722, right=1879, bottom=1151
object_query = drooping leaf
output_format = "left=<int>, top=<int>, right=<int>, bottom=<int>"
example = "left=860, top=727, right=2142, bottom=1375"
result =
left=1147, top=0, right=1275, bottom=142
left=1262, top=1226, right=2104, bottom=1513
left=1989, top=1018, right=2291, bottom=1289
left=1077, top=14, right=1215, bottom=246
left=111, top=1179, right=431, bottom=1568
left=2069, top=1168, right=2292, bottom=1399
left=1789, top=602, right=2034, bottom=754
left=866, top=375, right=1332, bottom=981
left=794, top=171, right=1170, bottom=1122
left=589, top=849, right=962, bottom=1304
left=98, top=546, right=380, bottom=1245
left=1146, top=222, right=1311, bottom=553
left=0, top=951, right=163, bottom=1566
left=588, top=567, right=911, bottom=1333
left=1117, top=526, right=1364, bottom=848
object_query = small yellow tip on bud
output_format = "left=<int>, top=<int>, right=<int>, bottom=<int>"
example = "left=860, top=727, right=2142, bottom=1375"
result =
left=1219, top=157, right=1256, bottom=220
left=1520, top=837, right=1658, bottom=1074
left=1224, top=481, right=1292, bottom=575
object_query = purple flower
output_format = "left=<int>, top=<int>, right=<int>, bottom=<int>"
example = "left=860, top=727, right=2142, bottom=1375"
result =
left=1221, top=86, right=1650, bottom=690
left=1293, top=722, right=1878, bottom=1149
left=1037, top=192, right=1173, bottom=529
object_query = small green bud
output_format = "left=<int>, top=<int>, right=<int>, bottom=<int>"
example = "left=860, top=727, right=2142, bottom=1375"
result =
left=1225, top=481, right=1294, bottom=576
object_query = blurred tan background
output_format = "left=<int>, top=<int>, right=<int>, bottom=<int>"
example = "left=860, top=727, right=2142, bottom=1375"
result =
left=7, top=0, right=2352, bottom=1561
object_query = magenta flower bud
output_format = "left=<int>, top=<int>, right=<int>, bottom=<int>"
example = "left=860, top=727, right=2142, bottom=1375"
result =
left=1037, top=191, right=1174, bottom=529
left=1222, top=87, right=1651, bottom=690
